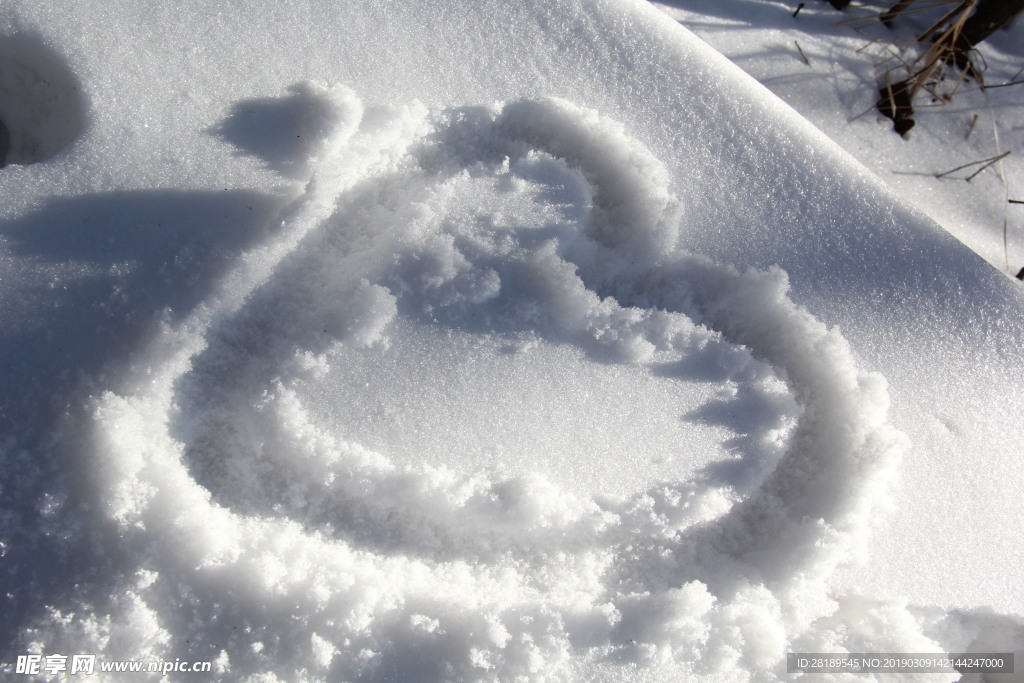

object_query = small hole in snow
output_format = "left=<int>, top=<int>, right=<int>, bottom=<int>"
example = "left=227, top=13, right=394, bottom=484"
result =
left=0, top=33, right=85, bottom=167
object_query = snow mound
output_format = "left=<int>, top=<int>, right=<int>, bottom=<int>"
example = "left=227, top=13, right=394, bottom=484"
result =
left=32, top=86, right=935, bottom=679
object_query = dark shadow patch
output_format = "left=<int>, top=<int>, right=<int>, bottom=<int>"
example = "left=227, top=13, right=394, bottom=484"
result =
left=0, top=116, right=10, bottom=167
left=683, top=383, right=795, bottom=491
left=0, top=187, right=283, bottom=655
left=649, top=340, right=755, bottom=384
left=0, top=32, right=85, bottom=166
left=209, top=84, right=339, bottom=179
left=656, top=0, right=857, bottom=39
left=0, top=189, right=283, bottom=435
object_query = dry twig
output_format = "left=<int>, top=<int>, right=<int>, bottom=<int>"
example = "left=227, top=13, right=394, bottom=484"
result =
left=795, top=40, right=811, bottom=65
left=933, top=150, right=1010, bottom=178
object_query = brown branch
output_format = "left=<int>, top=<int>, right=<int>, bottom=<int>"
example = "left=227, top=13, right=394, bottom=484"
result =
left=933, top=150, right=1010, bottom=178
left=982, top=79, right=1024, bottom=90
left=965, top=113, right=979, bottom=139
left=795, top=40, right=811, bottom=66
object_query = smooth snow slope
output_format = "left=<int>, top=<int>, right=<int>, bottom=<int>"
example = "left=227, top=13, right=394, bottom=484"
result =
left=654, top=0, right=1024, bottom=277
left=0, top=0, right=1022, bottom=680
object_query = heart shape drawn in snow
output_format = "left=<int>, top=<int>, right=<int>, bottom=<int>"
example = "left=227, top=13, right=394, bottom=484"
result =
left=89, top=85, right=906, bottom=679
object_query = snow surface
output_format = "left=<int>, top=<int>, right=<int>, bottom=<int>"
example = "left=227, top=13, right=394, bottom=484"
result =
left=1, top=0, right=1022, bottom=680
left=655, top=0, right=1024, bottom=275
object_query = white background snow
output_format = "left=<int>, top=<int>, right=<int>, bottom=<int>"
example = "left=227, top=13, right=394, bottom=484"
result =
left=1, top=0, right=1022, bottom=680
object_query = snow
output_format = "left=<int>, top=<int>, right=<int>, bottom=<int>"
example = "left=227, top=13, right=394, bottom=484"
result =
left=654, top=0, right=1024, bottom=274
left=0, top=34, right=83, bottom=167
left=1, top=0, right=1022, bottom=680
